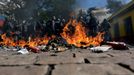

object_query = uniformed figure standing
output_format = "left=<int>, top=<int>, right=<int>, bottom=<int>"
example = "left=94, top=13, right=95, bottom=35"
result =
left=15, top=25, right=22, bottom=41
left=3, top=18, right=14, bottom=37
left=60, top=18, right=66, bottom=33
left=55, top=18, right=62, bottom=36
left=100, top=19, right=111, bottom=32
left=41, top=20, right=46, bottom=37
left=46, top=16, right=55, bottom=37
left=88, top=13, right=99, bottom=36
left=78, top=16, right=86, bottom=25
left=100, top=19, right=111, bottom=41
left=52, top=16, right=57, bottom=35
left=36, top=19, right=44, bottom=37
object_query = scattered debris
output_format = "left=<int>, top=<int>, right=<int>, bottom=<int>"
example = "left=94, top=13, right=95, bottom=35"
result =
left=90, top=45, right=112, bottom=53
left=56, top=46, right=66, bottom=52
left=106, top=42, right=129, bottom=50
left=18, top=48, right=29, bottom=54
left=50, top=53, right=57, bottom=56
left=28, top=46, right=40, bottom=53
left=24, top=45, right=40, bottom=53
left=38, top=45, right=47, bottom=51
left=2, top=46, right=11, bottom=51
left=0, top=40, right=131, bottom=54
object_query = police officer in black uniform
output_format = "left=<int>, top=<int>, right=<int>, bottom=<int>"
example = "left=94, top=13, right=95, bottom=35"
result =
left=100, top=19, right=111, bottom=41
left=46, top=16, right=56, bottom=37
left=88, top=12, right=99, bottom=36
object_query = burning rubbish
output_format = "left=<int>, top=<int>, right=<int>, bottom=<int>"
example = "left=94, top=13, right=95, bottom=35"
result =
left=0, top=18, right=105, bottom=53
left=0, top=9, right=130, bottom=54
left=61, top=19, right=104, bottom=47
left=0, top=17, right=130, bottom=54
left=0, top=33, right=55, bottom=53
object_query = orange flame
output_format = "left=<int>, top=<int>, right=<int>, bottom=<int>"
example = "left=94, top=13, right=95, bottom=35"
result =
left=61, top=19, right=104, bottom=47
left=0, top=34, right=53, bottom=47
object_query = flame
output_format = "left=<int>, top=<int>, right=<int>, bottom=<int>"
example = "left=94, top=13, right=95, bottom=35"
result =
left=61, top=19, right=104, bottom=47
left=0, top=34, right=53, bottom=47
left=0, top=19, right=104, bottom=48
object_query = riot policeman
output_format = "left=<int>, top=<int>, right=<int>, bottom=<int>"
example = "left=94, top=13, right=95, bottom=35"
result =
left=88, top=13, right=99, bottom=36
left=100, top=19, right=111, bottom=41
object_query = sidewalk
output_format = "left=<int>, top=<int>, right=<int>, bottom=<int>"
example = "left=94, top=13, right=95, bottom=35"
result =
left=0, top=48, right=134, bottom=75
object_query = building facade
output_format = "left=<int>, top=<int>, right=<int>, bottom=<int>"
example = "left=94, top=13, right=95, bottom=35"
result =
left=108, top=1, right=134, bottom=42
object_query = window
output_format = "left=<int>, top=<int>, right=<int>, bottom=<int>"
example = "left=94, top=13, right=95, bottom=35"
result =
left=124, top=16, right=133, bottom=36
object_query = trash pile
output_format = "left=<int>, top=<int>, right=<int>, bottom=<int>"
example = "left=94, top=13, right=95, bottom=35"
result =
left=0, top=36, right=70, bottom=54
left=0, top=43, right=68, bottom=54
left=0, top=40, right=129, bottom=54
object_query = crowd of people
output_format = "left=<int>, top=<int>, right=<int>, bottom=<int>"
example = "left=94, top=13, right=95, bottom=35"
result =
left=0, top=12, right=111, bottom=42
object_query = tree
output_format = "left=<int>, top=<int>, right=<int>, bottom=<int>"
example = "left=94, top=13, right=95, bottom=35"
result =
left=0, top=0, right=25, bottom=16
left=0, top=0, right=47, bottom=22
left=39, top=0, right=76, bottom=19
left=106, top=0, right=124, bottom=13
left=0, top=0, right=76, bottom=23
